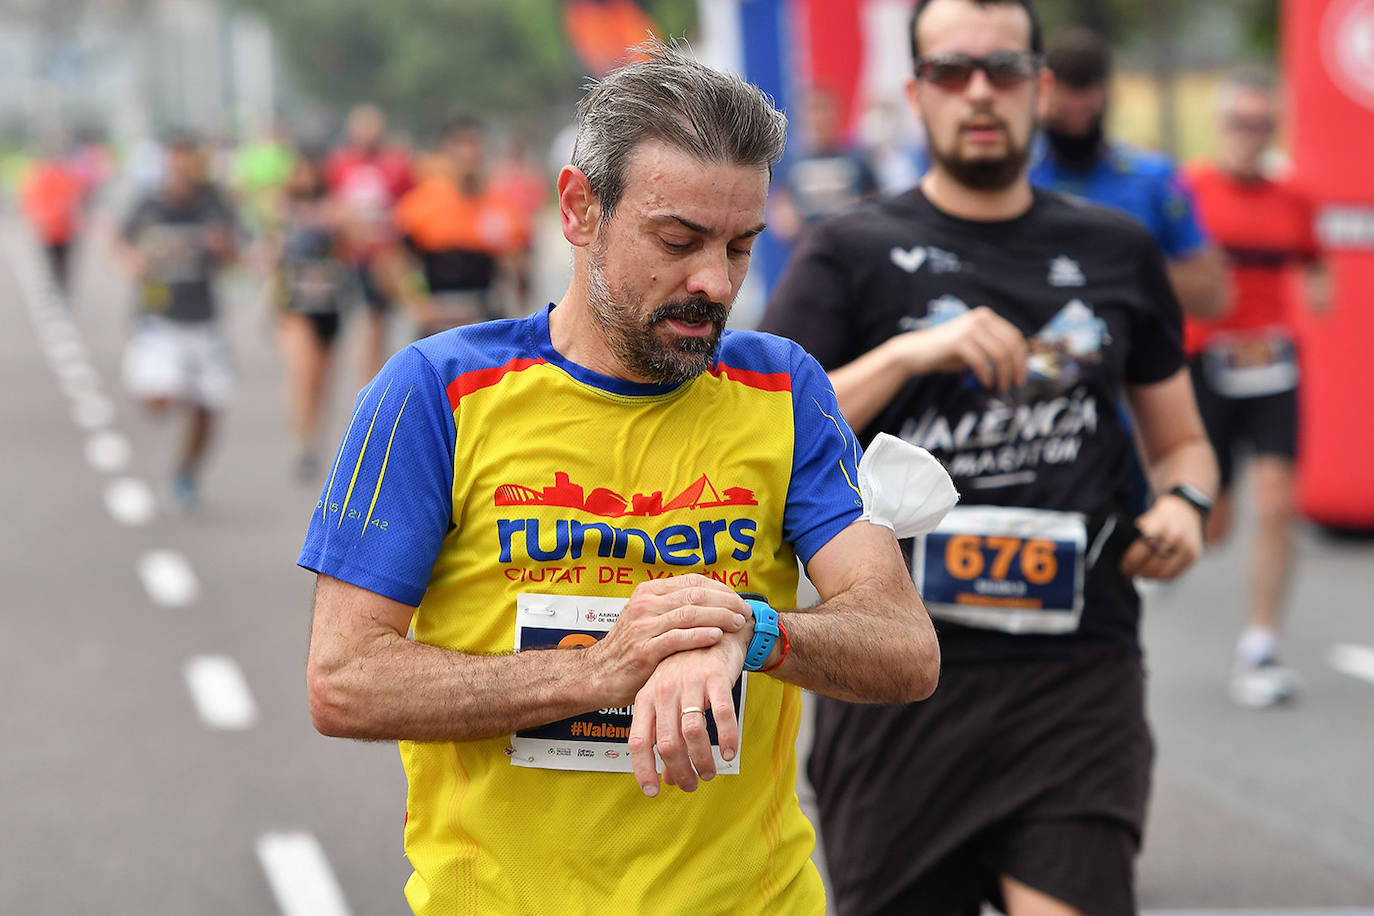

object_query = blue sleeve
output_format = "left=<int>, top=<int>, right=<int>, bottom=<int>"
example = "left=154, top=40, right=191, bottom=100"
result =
left=297, top=345, right=457, bottom=605
left=784, top=348, right=866, bottom=565
left=1153, top=165, right=1208, bottom=259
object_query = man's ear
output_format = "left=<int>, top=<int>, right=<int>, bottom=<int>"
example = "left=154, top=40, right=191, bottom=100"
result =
left=557, top=165, right=601, bottom=248
left=904, top=76, right=923, bottom=123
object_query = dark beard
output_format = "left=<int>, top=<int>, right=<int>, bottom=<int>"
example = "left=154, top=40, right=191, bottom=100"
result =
left=586, top=252, right=726, bottom=385
left=1044, top=116, right=1105, bottom=170
left=927, top=116, right=1031, bottom=191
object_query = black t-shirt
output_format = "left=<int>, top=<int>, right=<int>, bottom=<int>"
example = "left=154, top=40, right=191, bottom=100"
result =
left=760, top=187, right=1184, bottom=663
left=121, top=184, right=235, bottom=322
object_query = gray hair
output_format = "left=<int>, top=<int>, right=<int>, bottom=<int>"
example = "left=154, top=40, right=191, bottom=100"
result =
left=571, top=37, right=788, bottom=220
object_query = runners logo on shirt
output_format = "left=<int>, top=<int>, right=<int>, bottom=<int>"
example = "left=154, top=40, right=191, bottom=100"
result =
left=494, top=471, right=760, bottom=568
left=1048, top=255, right=1086, bottom=287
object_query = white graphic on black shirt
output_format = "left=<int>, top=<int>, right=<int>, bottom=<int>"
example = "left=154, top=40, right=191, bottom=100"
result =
left=899, top=294, right=969, bottom=332
left=1048, top=255, right=1086, bottom=287
left=890, top=245, right=928, bottom=273
left=898, top=299, right=1111, bottom=488
left=889, top=245, right=963, bottom=275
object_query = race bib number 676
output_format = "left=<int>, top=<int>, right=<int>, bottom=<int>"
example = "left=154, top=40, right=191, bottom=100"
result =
left=914, top=506, right=1087, bottom=634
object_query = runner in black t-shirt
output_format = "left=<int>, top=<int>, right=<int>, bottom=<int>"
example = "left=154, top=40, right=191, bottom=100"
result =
left=759, top=1, right=1218, bottom=913
left=115, top=133, right=238, bottom=510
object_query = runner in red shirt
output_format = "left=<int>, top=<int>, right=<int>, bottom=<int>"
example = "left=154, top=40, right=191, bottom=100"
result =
left=1182, top=69, right=1331, bottom=708
left=325, top=104, right=414, bottom=381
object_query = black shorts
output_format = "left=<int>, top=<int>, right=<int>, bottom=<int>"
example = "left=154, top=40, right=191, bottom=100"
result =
left=809, top=651, right=1153, bottom=916
left=301, top=311, right=341, bottom=346
left=1189, top=357, right=1298, bottom=490
left=356, top=263, right=390, bottom=314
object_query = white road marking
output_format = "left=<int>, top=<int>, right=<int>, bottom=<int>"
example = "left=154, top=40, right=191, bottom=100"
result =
left=105, top=477, right=155, bottom=526
left=183, top=655, right=259, bottom=730
left=1329, top=643, right=1374, bottom=686
left=256, top=832, right=352, bottom=916
left=86, top=431, right=133, bottom=473
left=137, top=550, right=200, bottom=607
left=71, top=394, right=116, bottom=430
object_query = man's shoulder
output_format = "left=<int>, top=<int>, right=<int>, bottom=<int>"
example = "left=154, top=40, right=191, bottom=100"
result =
left=805, top=191, right=927, bottom=244
left=716, top=329, right=805, bottom=373
left=408, top=313, right=543, bottom=394
left=1107, top=144, right=1180, bottom=183
left=1034, top=187, right=1154, bottom=232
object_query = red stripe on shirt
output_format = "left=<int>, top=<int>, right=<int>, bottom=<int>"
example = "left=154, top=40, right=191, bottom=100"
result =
left=447, top=357, right=545, bottom=410
left=711, top=363, right=792, bottom=392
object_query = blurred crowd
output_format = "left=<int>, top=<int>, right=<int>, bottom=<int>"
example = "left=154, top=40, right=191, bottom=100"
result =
left=5, top=104, right=552, bottom=503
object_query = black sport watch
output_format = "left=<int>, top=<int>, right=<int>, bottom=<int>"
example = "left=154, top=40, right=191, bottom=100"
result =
left=1166, top=482, right=1213, bottom=526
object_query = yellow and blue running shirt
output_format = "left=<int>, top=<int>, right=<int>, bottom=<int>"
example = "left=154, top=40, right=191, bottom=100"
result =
left=298, top=304, right=864, bottom=915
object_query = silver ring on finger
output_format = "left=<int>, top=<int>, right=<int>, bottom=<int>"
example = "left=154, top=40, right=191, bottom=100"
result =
left=680, top=706, right=705, bottom=717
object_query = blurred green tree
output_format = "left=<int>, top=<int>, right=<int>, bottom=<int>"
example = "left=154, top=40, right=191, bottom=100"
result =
left=218, top=0, right=699, bottom=136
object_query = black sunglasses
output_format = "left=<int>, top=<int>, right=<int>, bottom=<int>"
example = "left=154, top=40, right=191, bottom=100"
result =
left=914, top=52, right=1042, bottom=90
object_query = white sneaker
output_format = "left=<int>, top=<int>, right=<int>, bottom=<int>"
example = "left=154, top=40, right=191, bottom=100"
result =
left=1230, top=657, right=1302, bottom=708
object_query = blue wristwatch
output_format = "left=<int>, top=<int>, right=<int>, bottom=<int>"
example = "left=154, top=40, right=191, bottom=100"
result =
left=739, top=592, right=780, bottom=672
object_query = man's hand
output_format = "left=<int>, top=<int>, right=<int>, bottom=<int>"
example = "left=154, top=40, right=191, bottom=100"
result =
left=900, top=306, right=1029, bottom=391
left=584, top=574, right=749, bottom=712
left=1121, top=494, right=1206, bottom=580
left=626, top=627, right=749, bottom=798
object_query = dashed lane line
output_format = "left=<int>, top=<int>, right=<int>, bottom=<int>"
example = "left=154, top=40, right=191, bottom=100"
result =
left=86, top=430, right=133, bottom=473
left=184, top=655, right=259, bottom=730
left=256, top=832, right=352, bottom=916
left=137, top=549, right=200, bottom=607
left=1329, top=643, right=1374, bottom=687
left=104, top=477, right=156, bottom=527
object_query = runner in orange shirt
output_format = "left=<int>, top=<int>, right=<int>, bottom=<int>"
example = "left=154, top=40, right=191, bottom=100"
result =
left=20, top=143, right=86, bottom=299
left=387, top=116, right=532, bottom=337
left=1183, top=69, right=1331, bottom=708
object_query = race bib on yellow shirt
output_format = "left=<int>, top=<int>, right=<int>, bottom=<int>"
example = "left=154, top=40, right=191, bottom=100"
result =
left=914, top=506, right=1087, bottom=634
left=510, top=593, right=747, bottom=774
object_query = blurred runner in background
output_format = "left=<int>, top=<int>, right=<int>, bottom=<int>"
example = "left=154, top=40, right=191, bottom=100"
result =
left=769, top=85, right=880, bottom=245
left=114, top=133, right=239, bottom=510
left=326, top=104, right=413, bottom=381
left=386, top=115, right=531, bottom=337
left=19, top=136, right=86, bottom=300
left=234, top=121, right=296, bottom=242
left=488, top=126, right=549, bottom=303
left=1183, top=68, right=1332, bottom=709
left=1032, top=27, right=1226, bottom=520
left=1033, top=28, right=1225, bottom=320
left=270, top=148, right=353, bottom=484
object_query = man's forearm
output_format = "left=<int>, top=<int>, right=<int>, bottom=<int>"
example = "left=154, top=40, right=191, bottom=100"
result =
left=1148, top=436, right=1219, bottom=500
left=1167, top=247, right=1228, bottom=319
left=831, top=339, right=917, bottom=431
left=769, top=576, right=939, bottom=704
left=308, top=632, right=604, bottom=743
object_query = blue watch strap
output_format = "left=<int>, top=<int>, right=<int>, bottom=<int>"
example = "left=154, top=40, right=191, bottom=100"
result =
left=740, top=593, right=780, bottom=672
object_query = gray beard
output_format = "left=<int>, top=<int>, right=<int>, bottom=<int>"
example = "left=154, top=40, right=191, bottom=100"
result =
left=585, top=252, right=723, bottom=386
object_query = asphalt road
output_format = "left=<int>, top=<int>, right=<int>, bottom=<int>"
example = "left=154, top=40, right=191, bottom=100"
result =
left=2, top=211, right=1371, bottom=915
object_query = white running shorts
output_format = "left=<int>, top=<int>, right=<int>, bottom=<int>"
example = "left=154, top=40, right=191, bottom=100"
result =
left=123, top=317, right=235, bottom=408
